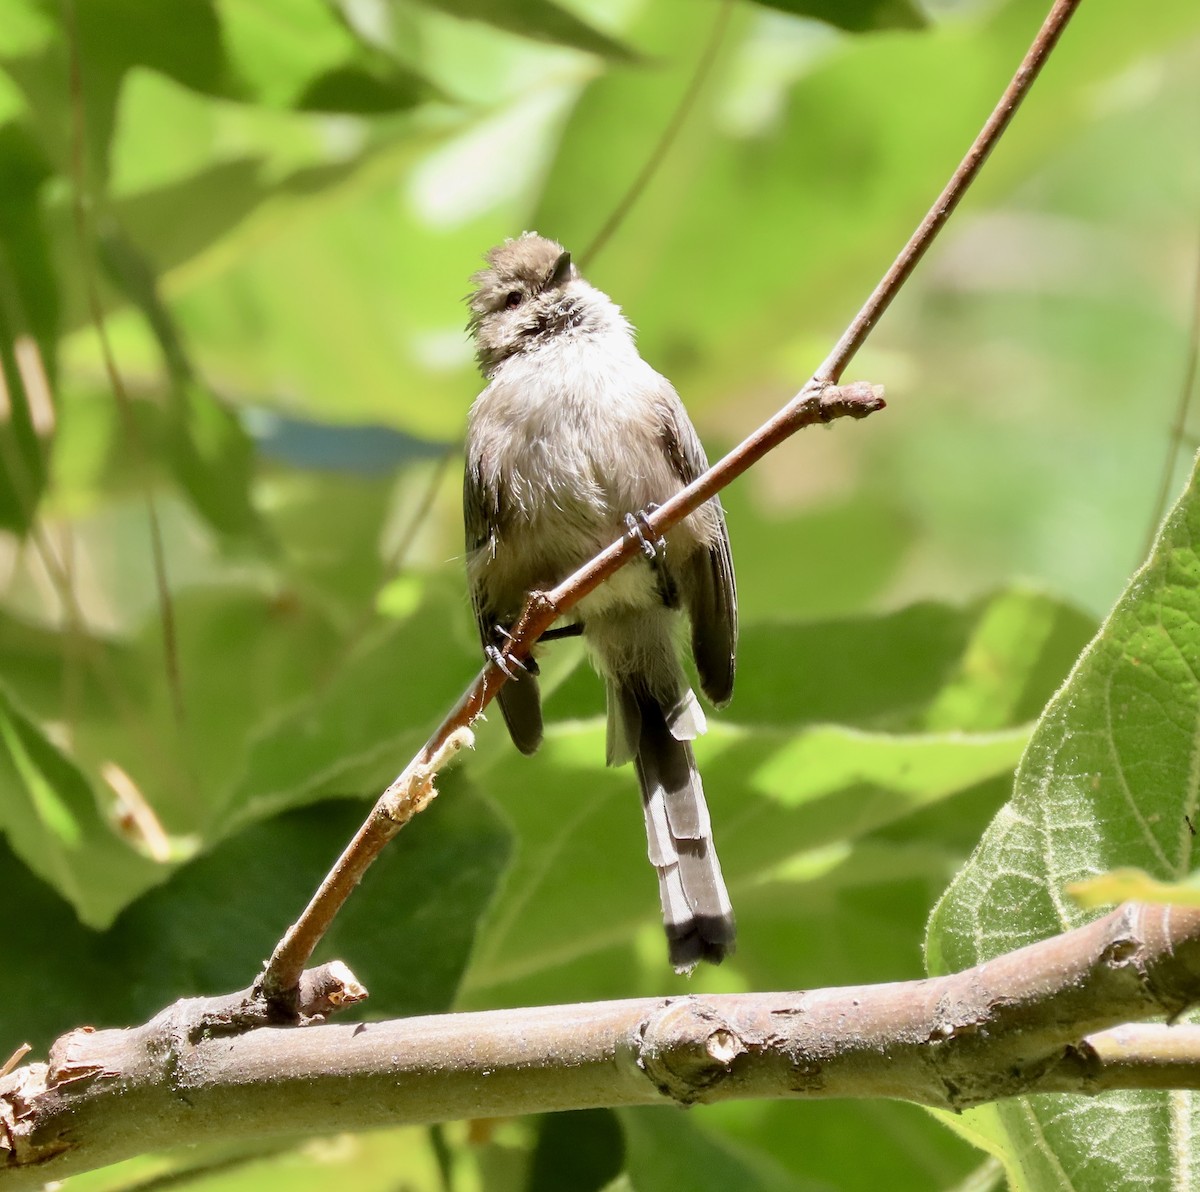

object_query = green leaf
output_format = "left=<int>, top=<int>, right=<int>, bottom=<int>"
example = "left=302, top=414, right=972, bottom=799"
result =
left=2, top=0, right=229, bottom=185
left=466, top=720, right=1027, bottom=990
left=162, top=380, right=262, bottom=538
left=1, top=788, right=510, bottom=1058
left=295, top=63, right=432, bottom=114
left=0, top=684, right=163, bottom=928
left=527, top=1110, right=624, bottom=1192
left=620, top=1107, right=809, bottom=1192
left=0, top=581, right=348, bottom=915
left=219, top=0, right=442, bottom=111
left=0, top=325, right=48, bottom=533
left=74, top=0, right=229, bottom=97
left=721, top=485, right=916, bottom=622
left=415, top=0, right=636, bottom=62
left=919, top=588, right=1096, bottom=733
left=53, top=1128, right=449, bottom=1192
left=84, top=140, right=493, bottom=439
left=0, top=0, right=57, bottom=59
left=926, top=453, right=1200, bottom=1189
left=98, top=157, right=272, bottom=296
left=224, top=577, right=484, bottom=828
left=96, top=226, right=263, bottom=539
left=708, top=1097, right=991, bottom=1192
left=0, top=123, right=57, bottom=354
left=550, top=588, right=1095, bottom=736
left=0, top=122, right=56, bottom=532
left=743, top=0, right=926, bottom=33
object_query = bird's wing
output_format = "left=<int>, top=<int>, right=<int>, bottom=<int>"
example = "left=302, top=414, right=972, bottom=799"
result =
left=655, top=382, right=737, bottom=707
left=463, top=446, right=544, bottom=755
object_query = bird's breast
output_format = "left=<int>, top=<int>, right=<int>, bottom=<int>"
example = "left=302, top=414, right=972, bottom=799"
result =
left=472, top=339, right=678, bottom=538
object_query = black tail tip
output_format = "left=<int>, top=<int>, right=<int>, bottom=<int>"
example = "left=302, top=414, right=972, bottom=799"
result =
left=667, top=914, right=736, bottom=975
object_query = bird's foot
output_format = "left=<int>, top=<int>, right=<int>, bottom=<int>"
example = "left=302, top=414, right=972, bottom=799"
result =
left=625, top=507, right=665, bottom=563
left=625, top=505, right=679, bottom=609
left=487, top=626, right=539, bottom=678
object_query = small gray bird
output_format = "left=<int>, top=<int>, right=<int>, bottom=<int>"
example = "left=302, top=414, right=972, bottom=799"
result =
left=463, top=233, right=737, bottom=971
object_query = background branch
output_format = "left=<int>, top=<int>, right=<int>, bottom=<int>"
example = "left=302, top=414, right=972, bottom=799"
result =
left=579, top=0, right=734, bottom=268
left=6, top=904, right=1199, bottom=1187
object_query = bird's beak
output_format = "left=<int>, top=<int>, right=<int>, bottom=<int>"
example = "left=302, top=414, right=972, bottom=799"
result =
left=549, top=250, right=573, bottom=287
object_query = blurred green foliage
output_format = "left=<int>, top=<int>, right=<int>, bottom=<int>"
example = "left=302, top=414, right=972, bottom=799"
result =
left=0, top=0, right=1198, bottom=1189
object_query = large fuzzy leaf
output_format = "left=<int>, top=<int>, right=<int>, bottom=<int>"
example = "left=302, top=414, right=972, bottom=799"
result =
left=926, top=454, right=1200, bottom=1190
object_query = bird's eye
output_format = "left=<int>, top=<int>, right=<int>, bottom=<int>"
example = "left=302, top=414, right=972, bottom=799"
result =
left=505, top=290, right=523, bottom=309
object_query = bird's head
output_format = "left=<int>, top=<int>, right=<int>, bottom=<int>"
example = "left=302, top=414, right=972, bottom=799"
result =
left=466, top=233, right=623, bottom=375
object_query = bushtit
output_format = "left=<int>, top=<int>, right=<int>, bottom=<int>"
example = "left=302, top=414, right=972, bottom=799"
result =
left=463, top=233, right=737, bottom=972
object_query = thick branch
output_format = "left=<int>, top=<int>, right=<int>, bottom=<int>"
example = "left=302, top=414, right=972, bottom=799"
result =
left=7, top=905, right=1200, bottom=1187
left=258, top=0, right=1084, bottom=1005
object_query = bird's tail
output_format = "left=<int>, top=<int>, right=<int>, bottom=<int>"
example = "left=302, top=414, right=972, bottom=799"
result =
left=608, top=677, right=736, bottom=973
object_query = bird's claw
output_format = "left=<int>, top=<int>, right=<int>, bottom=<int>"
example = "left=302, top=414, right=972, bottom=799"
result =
left=486, top=642, right=526, bottom=679
left=625, top=507, right=665, bottom=563
left=625, top=505, right=679, bottom=608
left=487, top=628, right=538, bottom=678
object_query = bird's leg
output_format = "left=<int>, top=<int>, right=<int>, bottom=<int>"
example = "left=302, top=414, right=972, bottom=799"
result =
left=625, top=504, right=679, bottom=609
left=538, top=623, right=584, bottom=643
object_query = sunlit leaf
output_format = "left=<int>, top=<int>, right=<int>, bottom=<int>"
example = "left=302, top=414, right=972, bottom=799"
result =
left=96, top=226, right=263, bottom=538
left=219, top=0, right=442, bottom=111
left=926, top=453, right=1200, bottom=1189
left=0, top=684, right=163, bottom=927
left=466, top=720, right=1026, bottom=989
left=1066, top=866, right=1200, bottom=909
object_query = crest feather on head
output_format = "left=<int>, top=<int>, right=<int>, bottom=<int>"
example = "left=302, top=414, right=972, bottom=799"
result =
left=467, top=232, right=567, bottom=319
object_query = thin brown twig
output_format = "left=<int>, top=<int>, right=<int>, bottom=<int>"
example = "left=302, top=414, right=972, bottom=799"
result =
left=579, top=0, right=735, bottom=269
left=1142, top=222, right=1200, bottom=560
left=258, top=0, right=1085, bottom=1007
left=61, top=0, right=186, bottom=734
left=814, top=0, right=1082, bottom=385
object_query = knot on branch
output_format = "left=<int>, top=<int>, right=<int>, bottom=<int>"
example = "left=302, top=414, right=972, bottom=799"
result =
left=1118, top=903, right=1200, bottom=1017
left=816, top=381, right=886, bottom=421
left=638, top=998, right=748, bottom=1104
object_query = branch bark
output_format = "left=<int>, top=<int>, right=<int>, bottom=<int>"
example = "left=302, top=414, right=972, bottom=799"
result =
left=5, top=904, right=1200, bottom=1187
